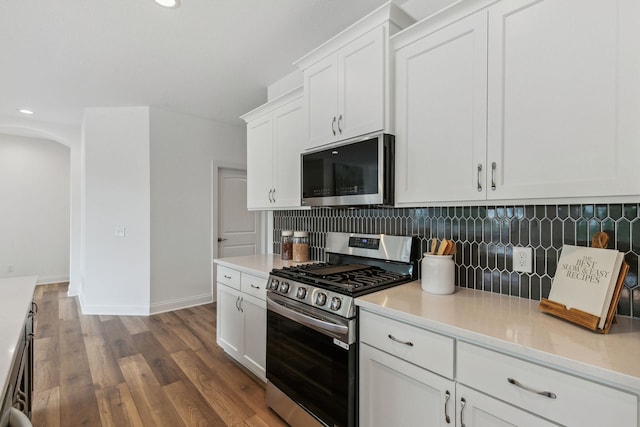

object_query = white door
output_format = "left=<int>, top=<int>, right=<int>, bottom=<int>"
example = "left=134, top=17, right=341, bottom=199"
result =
left=394, top=11, right=488, bottom=205
left=304, top=54, right=339, bottom=148
left=487, top=0, right=640, bottom=199
left=360, top=343, right=455, bottom=427
left=338, top=26, right=385, bottom=141
left=272, top=96, right=304, bottom=208
left=456, top=385, right=557, bottom=427
left=217, top=168, right=260, bottom=258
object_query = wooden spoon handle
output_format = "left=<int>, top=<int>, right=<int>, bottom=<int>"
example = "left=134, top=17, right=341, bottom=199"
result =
left=591, top=231, right=609, bottom=249
left=437, top=239, right=449, bottom=256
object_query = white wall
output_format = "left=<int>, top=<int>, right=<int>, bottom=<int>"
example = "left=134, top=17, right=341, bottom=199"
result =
left=80, top=107, right=151, bottom=315
left=0, top=117, right=81, bottom=294
left=149, top=108, right=245, bottom=313
left=0, top=134, right=70, bottom=283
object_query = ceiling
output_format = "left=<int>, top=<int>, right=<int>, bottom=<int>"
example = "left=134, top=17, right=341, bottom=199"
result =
left=0, top=0, right=453, bottom=128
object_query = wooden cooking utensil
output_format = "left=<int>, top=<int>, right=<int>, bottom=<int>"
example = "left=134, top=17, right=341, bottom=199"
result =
left=437, top=239, right=449, bottom=256
left=445, top=241, right=456, bottom=255
left=591, top=231, right=609, bottom=249
left=430, top=238, right=438, bottom=254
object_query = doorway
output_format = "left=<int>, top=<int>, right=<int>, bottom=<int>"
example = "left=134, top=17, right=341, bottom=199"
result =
left=212, top=165, right=265, bottom=300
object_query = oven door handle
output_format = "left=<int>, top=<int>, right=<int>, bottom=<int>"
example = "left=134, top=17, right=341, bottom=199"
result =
left=267, top=297, right=349, bottom=338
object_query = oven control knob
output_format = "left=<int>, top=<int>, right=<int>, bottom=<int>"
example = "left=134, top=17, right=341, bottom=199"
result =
left=278, top=282, right=290, bottom=293
left=296, top=287, right=307, bottom=299
left=269, top=280, right=279, bottom=290
left=315, top=292, right=327, bottom=306
left=330, top=297, right=342, bottom=311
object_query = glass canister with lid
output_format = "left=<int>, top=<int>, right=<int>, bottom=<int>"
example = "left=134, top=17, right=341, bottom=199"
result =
left=292, top=231, right=310, bottom=262
left=281, top=230, right=293, bottom=260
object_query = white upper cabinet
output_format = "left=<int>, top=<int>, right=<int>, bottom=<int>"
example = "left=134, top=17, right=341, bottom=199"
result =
left=242, top=88, right=304, bottom=210
left=304, top=27, right=385, bottom=148
left=394, top=0, right=640, bottom=205
left=394, top=11, right=488, bottom=205
left=487, top=0, right=640, bottom=200
left=296, top=2, right=414, bottom=149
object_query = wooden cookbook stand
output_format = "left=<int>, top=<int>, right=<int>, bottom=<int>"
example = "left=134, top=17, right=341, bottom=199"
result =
left=538, top=232, right=630, bottom=334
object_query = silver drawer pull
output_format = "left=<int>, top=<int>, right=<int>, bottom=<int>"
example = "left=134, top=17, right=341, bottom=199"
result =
left=224, top=275, right=232, bottom=279
left=250, top=284, right=260, bottom=289
left=507, top=377, right=557, bottom=399
left=444, top=390, right=451, bottom=423
left=387, top=334, right=413, bottom=347
left=460, top=397, right=466, bottom=427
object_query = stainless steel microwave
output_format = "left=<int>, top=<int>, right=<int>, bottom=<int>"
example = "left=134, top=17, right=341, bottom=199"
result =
left=301, top=132, right=394, bottom=207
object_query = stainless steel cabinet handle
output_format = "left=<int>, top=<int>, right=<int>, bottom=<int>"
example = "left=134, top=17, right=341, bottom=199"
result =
left=491, top=161, right=497, bottom=190
left=217, top=238, right=227, bottom=242
left=272, top=188, right=276, bottom=203
left=337, top=114, right=343, bottom=134
left=507, top=377, right=557, bottom=399
left=250, top=284, right=260, bottom=289
left=477, top=163, right=483, bottom=192
left=387, top=334, right=414, bottom=347
left=235, top=296, right=240, bottom=311
left=444, top=390, right=451, bottom=424
left=239, top=297, right=244, bottom=313
left=331, top=116, right=337, bottom=136
left=224, top=275, right=232, bottom=279
left=268, top=188, right=274, bottom=203
left=460, top=397, right=466, bottom=427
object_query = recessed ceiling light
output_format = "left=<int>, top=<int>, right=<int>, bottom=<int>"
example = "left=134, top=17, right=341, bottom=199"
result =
left=154, top=0, right=180, bottom=8
left=17, top=109, right=34, bottom=115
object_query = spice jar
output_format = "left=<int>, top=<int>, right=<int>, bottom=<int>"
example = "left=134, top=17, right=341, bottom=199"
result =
left=293, top=231, right=309, bottom=262
left=281, top=230, right=293, bottom=260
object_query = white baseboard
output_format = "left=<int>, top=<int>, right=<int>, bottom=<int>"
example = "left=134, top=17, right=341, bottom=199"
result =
left=37, top=275, right=69, bottom=285
left=77, top=291, right=150, bottom=316
left=149, top=293, right=213, bottom=315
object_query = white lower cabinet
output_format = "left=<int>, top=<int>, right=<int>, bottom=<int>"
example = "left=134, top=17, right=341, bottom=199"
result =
left=216, top=264, right=267, bottom=381
left=359, top=310, right=455, bottom=426
left=455, top=384, right=557, bottom=427
left=359, top=309, right=639, bottom=427
left=360, top=343, right=455, bottom=427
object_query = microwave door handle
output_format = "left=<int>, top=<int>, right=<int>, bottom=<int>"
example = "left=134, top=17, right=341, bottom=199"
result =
left=267, top=297, right=348, bottom=338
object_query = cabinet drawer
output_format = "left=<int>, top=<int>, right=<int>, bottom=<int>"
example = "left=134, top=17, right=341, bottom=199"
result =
left=457, top=341, right=638, bottom=427
left=217, top=265, right=240, bottom=290
left=241, top=273, right=267, bottom=301
left=359, top=310, right=454, bottom=379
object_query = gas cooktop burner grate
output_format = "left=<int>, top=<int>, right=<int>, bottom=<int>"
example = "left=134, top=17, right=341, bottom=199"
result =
left=277, top=263, right=411, bottom=292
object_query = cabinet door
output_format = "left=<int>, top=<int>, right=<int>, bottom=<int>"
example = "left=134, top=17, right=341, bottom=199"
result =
left=360, top=343, right=455, bottom=427
left=338, top=26, right=385, bottom=141
left=395, top=12, right=488, bottom=205
left=272, top=96, right=304, bottom=208
left=456, top=385, right=557, bottom=427
left=241, top=295, right=266, bottom=381
left=487, top=0, right=640, bottom=199
left=216, top=284, right=243, bottom=359
left=304, top=55, right=339, bottom=148
left=246, top=114, right=273, bottom=209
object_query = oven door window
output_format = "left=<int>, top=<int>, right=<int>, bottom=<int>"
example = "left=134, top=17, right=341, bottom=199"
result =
left=267, top=309, right=355, bottom=427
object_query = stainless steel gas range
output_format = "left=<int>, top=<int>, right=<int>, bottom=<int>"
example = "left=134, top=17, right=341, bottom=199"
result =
left=265, top=232, right=419, bottom=427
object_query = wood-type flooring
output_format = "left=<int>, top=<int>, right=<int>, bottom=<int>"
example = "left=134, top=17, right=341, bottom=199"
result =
left=31, top=282, right=288, bottom=427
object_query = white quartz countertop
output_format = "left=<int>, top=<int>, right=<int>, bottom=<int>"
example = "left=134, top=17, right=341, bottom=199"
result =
left=0, top=276, right=37, bottom=402
left=356, top=282, right=640, bottom=392
left=214, top=254, right=315, bottom=278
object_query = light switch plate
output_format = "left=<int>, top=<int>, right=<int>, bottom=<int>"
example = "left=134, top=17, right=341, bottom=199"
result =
left=513, top=246, right=533, bottom=273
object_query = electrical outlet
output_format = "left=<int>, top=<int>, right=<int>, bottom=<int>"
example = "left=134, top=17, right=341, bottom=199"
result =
left=114, top=226, right=126, bottom=237
left=512, top=247, right=533, bottom=273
